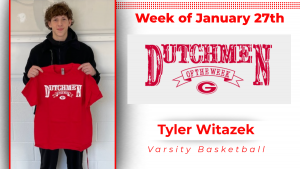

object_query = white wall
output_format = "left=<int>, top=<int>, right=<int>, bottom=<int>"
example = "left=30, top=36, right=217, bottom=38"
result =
left=11, top=1, right=114, bottom=169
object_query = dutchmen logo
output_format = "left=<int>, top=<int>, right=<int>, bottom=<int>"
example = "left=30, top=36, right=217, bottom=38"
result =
left=144, top=44, right=271, bottom=94
left=44, top=85, right=82, bottom=100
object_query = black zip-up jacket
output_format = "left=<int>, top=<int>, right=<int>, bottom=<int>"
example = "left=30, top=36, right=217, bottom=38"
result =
left=23, top=27, right=100, bottom=85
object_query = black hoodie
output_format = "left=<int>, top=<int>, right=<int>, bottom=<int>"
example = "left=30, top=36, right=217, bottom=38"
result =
left=23, top=27, right=101, bottom=85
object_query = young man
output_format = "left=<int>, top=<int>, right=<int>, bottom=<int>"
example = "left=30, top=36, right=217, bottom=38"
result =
left=23, top=2, right=100, bottom=169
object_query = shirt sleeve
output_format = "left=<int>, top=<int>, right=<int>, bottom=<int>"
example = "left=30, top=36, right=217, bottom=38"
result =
left=22, top=77, right=38, bottom=106
left=85, top=75, right=103, bottom=107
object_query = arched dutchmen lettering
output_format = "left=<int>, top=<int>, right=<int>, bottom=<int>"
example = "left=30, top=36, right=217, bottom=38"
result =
left=145, top=44, right=271, bottom=86
left=44, top=85, right=82, bottom=98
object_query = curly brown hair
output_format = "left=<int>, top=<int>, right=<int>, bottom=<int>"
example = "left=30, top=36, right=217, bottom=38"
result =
left=44, top=1, right=74, bottom=30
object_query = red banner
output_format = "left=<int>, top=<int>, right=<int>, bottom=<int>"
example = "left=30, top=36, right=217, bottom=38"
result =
left=173, top=66, right=243, bottom=87
left=52, top=91, right=74, bottom=98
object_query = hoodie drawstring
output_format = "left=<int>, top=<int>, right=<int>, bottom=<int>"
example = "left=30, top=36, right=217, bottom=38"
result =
left=50, top=49, right=53, bottom=65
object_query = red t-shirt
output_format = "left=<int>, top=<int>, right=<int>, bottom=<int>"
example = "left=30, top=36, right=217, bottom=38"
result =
left=22, top=63, right=103, bottom=151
